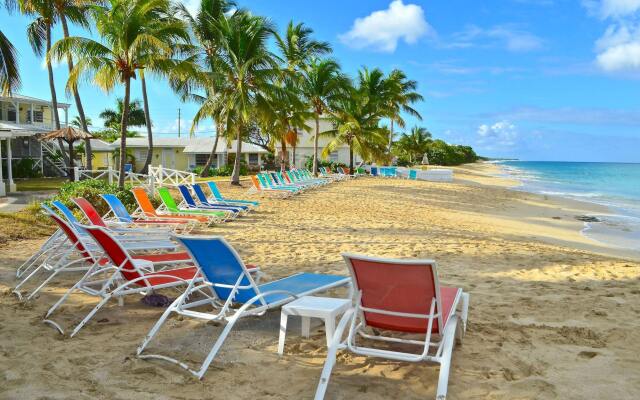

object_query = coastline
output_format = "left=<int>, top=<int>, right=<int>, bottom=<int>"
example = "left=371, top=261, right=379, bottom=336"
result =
left=458, top=162, right=640, bottom=260
left=1, top=166, right=639, bottom=399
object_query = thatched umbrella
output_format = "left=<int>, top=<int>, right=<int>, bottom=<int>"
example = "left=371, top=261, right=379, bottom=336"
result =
left=38, top=127, right=93, bottom=179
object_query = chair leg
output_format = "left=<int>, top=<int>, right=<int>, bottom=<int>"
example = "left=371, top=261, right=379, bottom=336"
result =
left=436, top=316, right=458, bottom=400
left=314, top=309, right=355, bottom=400
left=277, top=312, right=289, bottom=355
left=137, top=296, right=181, bottom=355
left=69, top=294, right=114, bottom=337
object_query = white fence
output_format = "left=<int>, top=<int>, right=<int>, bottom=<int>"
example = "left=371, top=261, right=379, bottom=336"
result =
left=73, top=165, right=196, bottom=193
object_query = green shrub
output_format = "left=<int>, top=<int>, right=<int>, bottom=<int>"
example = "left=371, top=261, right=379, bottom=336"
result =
left=46, top=179, right=144, bottom=216
left=304, top=157, right=347, bottom=171
left=13, top=158, right=43, bottom=179
left=194, top=162, right=248, bottom=177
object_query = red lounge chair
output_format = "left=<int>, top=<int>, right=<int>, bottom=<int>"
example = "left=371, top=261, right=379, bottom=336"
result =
left=44, top=225, right=200, bottom=337
left=314, top=254, right=470, bottom=400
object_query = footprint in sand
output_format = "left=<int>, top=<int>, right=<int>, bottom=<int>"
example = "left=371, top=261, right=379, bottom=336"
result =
left=578, top=351, right=599, bottom=359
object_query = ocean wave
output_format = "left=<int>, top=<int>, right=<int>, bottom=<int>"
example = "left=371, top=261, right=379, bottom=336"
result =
left=539, top=191, right=605, bottom=198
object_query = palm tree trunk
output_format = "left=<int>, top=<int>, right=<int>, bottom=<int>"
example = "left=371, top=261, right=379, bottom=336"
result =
left=280, top=140, right=287, bottom=172
left=140, top=69, right=153, bottom=174
left=45, top=23, right=69, bottom=172
left=201, top=121, right=221, bottom=178
left=67, top=140, right=75, bottom=179
left=118, top=77, right=131, bottom=188
left=292, top=127, right=297, bottom=168
left=231, top=124, right=243, bottom=185
left=313, top=114, right=320, bottom=176
left=388, top=119, right=394, bottom=152
left=349, top=142, right=354, bottom=172
left=61, top=15, right=91, bottom=171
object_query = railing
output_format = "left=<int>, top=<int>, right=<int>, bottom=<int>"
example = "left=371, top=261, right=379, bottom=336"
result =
left=148, top=165, right=196, bottom=188
left=73, top=167, right=151, bottom=188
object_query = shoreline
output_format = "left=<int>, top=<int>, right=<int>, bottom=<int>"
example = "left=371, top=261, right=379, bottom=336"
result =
left=457, top=162, right=640, bottom=261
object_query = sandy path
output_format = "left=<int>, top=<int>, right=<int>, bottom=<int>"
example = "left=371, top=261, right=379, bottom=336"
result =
left=1, top=165, right=639, bottom=399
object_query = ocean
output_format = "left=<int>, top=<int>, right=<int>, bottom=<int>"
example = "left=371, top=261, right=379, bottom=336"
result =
left=495, top=161, right=640, bottom=252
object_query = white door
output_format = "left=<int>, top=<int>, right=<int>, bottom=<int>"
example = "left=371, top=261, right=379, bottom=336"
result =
left=161, top=149, right=175, bottom=169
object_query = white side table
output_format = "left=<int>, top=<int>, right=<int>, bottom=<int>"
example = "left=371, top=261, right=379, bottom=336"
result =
left=278, top=296, right=351, bottom=355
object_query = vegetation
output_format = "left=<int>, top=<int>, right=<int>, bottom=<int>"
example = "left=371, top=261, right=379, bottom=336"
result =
left=3, top=0, right=485, bottom=187
left=47, top=179, right=140, bottom=216
left=393, top=127, right=478, bottom=166
left=15, top=177, right=66, bottom=191
left=0, top=27, right=20, bottom=95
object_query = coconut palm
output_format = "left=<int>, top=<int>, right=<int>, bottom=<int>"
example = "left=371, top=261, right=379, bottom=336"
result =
left=395, top=126, right=432, bottom=163
left=172, top=0, right=237, bottom=178
left=274, top=21, right=329, bottom=168
left=70, top=115, right=92, bottom=128
left=199, top=11, right=280, bottom=185
left=99, top=98, right=147, bottom=131
left=300, top=58, right=349, bottom=175
left=323, top=81, right=388, bottom=171
left=275, top=21, right=331, bottom=72
left=49, top=0, right=188, bottom=187
left=383, top=69, right=423, bottom=151
left=0, top=30, right=20, bottom=95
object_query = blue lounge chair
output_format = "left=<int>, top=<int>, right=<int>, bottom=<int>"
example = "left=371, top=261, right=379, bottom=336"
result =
left=370, top=167, right=378, bottom=177
left=137, top=235, right=351, bottom=379
left=408, top=170, right=418, bottom=180
left=190, top=184, right=250, bottom=214
left=177, top=185, right=242, bottom=216
left=206, top=181, right=259, bottom=207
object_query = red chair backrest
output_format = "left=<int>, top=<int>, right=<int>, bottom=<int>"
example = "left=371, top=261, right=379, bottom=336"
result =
left=83, top=226, right=145, bottom=284
left=344, top=254, right=443, bottom=334
left=73, top=198, right=107, bottom=227
left=47, top=213, right=94, bottom=261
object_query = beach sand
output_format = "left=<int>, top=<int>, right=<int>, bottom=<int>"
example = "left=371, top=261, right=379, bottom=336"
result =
left=1, top=163, right=639, bottom=399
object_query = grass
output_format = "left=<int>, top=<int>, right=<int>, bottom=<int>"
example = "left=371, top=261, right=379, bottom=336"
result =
left=15, top=178, right=67, bottom=192
left=0, top=208, right=55, bottom=247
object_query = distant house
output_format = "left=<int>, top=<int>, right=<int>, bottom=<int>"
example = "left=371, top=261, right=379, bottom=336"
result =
left=105, top=136, right=269, bottom=172
left=286, top=117, right=364, bottom=168
left=0, top=94, right=71, bottom=195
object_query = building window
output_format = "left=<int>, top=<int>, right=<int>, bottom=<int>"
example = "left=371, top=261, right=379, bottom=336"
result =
left=7, top=107, right=16, bottom=122
left=248, top=153, right=259, bottom=165
left=33, top=110, right=43, bottom=123
left=195, top=153, right=210, bottom=166
left=329, top=151, right=339, bottom=162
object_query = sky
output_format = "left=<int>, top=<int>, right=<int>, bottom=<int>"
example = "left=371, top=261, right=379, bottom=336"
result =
left=1, top=0, right=640, bottom=162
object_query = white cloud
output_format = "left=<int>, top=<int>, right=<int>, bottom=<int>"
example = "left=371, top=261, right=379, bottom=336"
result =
left=477, top=121, right=518, bottom=148
left=339, top=0, right=433, bottom=52
left=450, top=25, right=543, bottom=52
left=584, top=0, right=640, bottom=18
left=595, top=22, right=640, bottom=71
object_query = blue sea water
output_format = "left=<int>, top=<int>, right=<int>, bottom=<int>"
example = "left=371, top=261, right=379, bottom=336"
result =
left=496, top=161, right=640, bottom=251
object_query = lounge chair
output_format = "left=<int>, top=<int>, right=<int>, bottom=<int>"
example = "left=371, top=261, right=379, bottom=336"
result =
left=137, top=235, right=351, bottom=379
left=44, top=225, right=200, bottom=337
left=14, top=208, right=191, bottom=302
left=314, top=254, right=469, bottom=400
left=249, top=175, right=293, bottom=198
left=131, top=187, right=213, bottom=225
left=408, top=169, right=418, bottom=180
left=177, top=185, right=244, bottom=216
left=101, top=194, right=196, bottom=232
left=157, top=187, right=227, bottom=222
left=205, top=181, right=259, bottom=207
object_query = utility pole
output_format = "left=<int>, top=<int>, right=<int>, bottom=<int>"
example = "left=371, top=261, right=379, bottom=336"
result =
left=178, top=108, right=181, bottom=137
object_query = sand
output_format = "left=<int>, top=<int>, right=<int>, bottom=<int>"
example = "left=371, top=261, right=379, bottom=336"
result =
left=1, top=163, right=639, bottom=399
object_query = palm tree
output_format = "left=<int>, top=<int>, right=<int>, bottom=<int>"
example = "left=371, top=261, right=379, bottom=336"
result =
left=70, top=115, right=92, bottom=128
left=50, top=0, right=187, bottom=187
left=275, top=21, right=331, bottom=71
left=202, top=11, right=280, bottom=185
left=17, top=0, right=71, bottom=168
left=383, top=69, right=423, bottom=152
left=395, top=126, right=432, bottom=163
left=323, top=80, right=388, bottom=171
left=172, top=0, right=236, bottom=178
left=275, top=21, right=329, bottom=168
left=51, top=0, right=95, bottom=169
left=300, top=58, right=349, bottom=175
left=99, top=98, right=147, bottom=132
left=0, top=30, right=20, bottom=95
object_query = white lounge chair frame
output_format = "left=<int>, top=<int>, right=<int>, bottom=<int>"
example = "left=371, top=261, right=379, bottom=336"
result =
left=314, top=254, right=470, bottom=400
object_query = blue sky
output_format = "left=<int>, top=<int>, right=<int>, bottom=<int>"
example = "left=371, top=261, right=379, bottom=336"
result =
left=2, top=0, right=639, bottom=162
